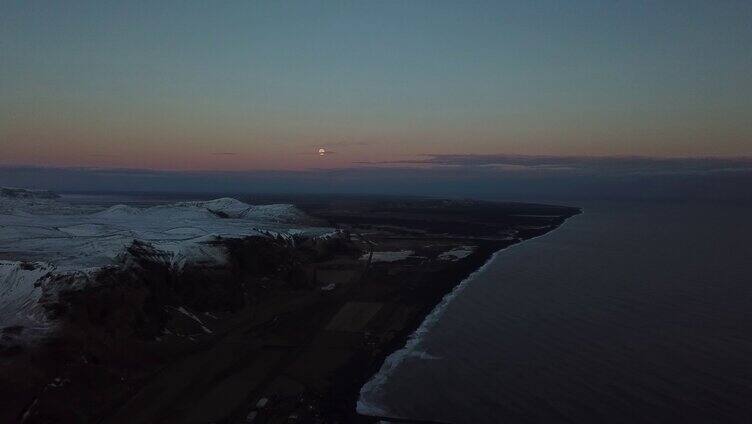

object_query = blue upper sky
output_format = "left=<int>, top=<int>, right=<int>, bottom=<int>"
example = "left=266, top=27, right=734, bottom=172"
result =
left=2, top=0, right=751, bottom=171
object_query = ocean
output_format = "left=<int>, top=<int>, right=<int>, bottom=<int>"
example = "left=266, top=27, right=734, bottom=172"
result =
left=358, top=201, right=752, bottom=423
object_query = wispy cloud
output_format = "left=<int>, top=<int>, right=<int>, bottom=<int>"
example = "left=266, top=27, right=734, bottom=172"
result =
left=2, top=155, right=751, bottom=202
left=357, top=154, right=752, bottom=175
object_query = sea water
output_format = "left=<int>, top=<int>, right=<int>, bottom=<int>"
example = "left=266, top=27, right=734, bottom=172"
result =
left=358, top=201, right=752, bottom=423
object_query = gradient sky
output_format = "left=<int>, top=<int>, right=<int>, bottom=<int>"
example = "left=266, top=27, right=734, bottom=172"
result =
left=2, top=0, right=751, bottom=171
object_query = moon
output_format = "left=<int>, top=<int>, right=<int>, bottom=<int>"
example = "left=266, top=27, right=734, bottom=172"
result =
left=318, top=148, right=326, bottom=156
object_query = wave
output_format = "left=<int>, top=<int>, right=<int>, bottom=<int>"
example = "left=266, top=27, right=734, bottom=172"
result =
left=356, top=248, right=505, bottom=418
left=355, top=216, right=581, bottom=418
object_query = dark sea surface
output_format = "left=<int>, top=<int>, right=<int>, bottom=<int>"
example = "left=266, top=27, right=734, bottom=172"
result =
left=358, top=201, right=752, bottom=423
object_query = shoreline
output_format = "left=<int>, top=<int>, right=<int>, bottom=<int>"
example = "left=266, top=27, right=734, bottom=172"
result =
left=284, top=238, right=510, bottom=423
left=357, top=244, right=506, bottom=419
left=351, top=214, right=580, bottom=422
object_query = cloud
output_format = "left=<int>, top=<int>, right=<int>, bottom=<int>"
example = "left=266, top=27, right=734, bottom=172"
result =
left=2, top=155, right=751, bottom=203
left=357, top=154, right=752, bottom=175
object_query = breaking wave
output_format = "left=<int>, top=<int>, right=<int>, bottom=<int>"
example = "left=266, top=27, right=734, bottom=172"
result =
left=356, top=248, right=504, bottom=418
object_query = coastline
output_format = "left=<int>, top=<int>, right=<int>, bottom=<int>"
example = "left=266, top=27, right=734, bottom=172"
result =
left=1, top=195, right=579, bottom=423
left=351, top=213, right=581, bottom=421
left=357, top=244, right=506, bottom=419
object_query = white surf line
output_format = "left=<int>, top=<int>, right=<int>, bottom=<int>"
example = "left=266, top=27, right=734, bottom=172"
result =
left=356, top=214, right=581, bottom=418
left=356, top=248, right=502, bottom=418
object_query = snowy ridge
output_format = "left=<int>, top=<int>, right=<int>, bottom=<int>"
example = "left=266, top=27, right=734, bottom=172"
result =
left=95, top=198, right=311, bottom=225
left=172, top=198, right=310, bottom=223
left=0, top=261, right=53, bottom=333
left=0, top=190, right=338, bottom=337
left=0, top=192, right=328, bottom=268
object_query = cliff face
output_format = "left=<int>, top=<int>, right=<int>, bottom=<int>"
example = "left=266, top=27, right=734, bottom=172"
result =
left=0, top=190, right=356, bottom=422
left=32, top=234, right=327, bottom=346
left=1, top=227, right=355, bottom=423
left=2, top=239, right=349, bottom=347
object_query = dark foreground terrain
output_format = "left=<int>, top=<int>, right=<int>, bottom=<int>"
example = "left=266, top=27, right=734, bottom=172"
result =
left=1, top=195, right=578, bottom=423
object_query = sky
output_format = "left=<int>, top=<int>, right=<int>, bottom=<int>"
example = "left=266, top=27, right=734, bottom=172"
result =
left=2, top=0, right=751, bottom=170
left=1, top=1, right=751, bottom=200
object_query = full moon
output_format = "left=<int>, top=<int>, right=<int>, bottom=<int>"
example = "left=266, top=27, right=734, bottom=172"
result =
left=318, top=148, right=326, bottom=156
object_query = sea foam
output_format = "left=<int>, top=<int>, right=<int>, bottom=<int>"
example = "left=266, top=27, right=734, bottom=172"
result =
left=356, top=248, right=504, bottom=417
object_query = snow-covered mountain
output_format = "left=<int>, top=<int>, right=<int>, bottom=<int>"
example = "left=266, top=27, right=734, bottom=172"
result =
left=0, top=261, right=54, bottom=334
left=0, top=189, right=339, bottom=341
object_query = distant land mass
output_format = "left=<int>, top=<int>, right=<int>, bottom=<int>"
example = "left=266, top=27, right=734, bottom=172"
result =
left=0, top=188, right=578, bottom=423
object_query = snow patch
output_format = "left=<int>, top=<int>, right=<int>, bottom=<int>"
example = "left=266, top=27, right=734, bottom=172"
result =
left=362, top=250, right=415, bottom=263
left=175, top=306, right=213, bottom=334
left=437, top=245, right=476, bottom=261
left=0, top=261, right=54, bottom=335
left=320, top=283, right=337, bottom=291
